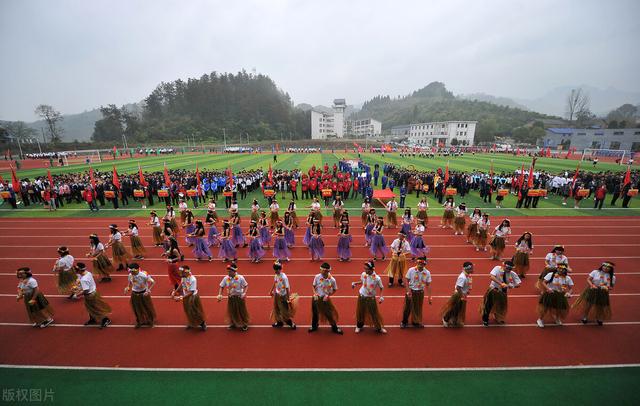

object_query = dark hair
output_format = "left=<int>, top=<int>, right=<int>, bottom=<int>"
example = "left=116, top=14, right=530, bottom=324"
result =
left=516, top=233, right=533, bottom=249
left=129, top=222, right=138, bottom=231
left=89, top=235, right=100, bottom=247
left=497, top=219, right=511, bottom=231
left=462, top=262, right=473, bottom=270
left=17, top=267, right=32, bottom=278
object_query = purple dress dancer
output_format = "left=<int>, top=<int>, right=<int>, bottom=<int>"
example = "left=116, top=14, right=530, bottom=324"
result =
left=248, top=225, right=265, bottom=262
left=207, top=224, right=220, bottom=247
left=272, top=225, right=290, bottom=260
left=400, top=218, right=413, bottom=241
left=185, top=222, right=197, bottom=246
left=370, top=224, right=389, bottom=259
left=259, top=218, right=271, bottom=247
left=231, top=219, right=245, bottom=247
left=364, top=215, right=375, bottom=245
left=337, top=223, right=352, bottom=261
left=410, top=226, right=430, bottom=257
left=218, top=224, right=237, bottom=261
left=309, top=223, right=324, bottom=260
left=284, top=221, right=295, bottom=247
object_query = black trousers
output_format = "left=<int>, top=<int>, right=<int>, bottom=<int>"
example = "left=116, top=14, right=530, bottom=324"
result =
left=594, top=198, right=604, bottom=209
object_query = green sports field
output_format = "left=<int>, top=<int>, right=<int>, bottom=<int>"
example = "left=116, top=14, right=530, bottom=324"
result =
left=1, top=152, right=638, bottom=217
left=0, top=366, right=637, bottom=405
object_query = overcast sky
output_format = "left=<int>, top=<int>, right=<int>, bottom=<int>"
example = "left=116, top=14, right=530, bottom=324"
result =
left=1, top=0, right=639, bottom=121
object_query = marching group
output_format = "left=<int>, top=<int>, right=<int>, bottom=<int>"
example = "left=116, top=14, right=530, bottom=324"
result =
left=16, top=195, right=617, bottom=333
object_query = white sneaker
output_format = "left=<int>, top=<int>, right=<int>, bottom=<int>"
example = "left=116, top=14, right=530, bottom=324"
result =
left=562, top=202, right=567, bottom=206
left=379, top=328, right=387, bottom=334
left=355, top=327, right=361, bottom=333
left=555, top=319, right=563, bottom=326
left=536, top=319, right=544, bottom=328
left=476, top=247, right=480, bottom=251
left=442, top=318, right=449, bottom=327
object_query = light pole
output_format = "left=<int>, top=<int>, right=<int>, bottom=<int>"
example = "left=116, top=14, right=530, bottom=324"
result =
left=223, top=128, right=227, bottom=151
left=34, top=138, right=42, bottom=154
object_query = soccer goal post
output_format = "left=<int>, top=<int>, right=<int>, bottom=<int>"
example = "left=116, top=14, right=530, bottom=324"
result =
left=580, top=148, right=626, bottom=163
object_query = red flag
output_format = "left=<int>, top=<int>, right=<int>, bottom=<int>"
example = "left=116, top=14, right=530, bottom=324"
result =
left=196, top=164, right=202, bottom=196
left=527, top=158, right=537, bottom=188
left=546, top=147, right=551, bottom=158
left=10, top=165, right=21, bottom=192
left=353, top=142, right=359, bottom=148
left=517, top=164, right=525, bottom=199
left=489, top=160, right=494, bottom=187
left=47, top=169, right=54, bottom=187
left=444, top=162, right=449, bottom=185
left=566, top=148, right=572, bottom=159
left=89, top=167, right=97, bottom=190
left=623, top=165, right=631, bottom=187
left=164, top=163, right=171, bottom=187
left=569, top=163, right=580, bottom=197
left=226, top=166, right=233, bottom=187
left=492, top=143, right=496, bottom=151
left=138, top=164, right=148, bottom=187
left=268, top=163, right=273, bottom=183
left=113, top=146, right=117, bottom=154
left=112, top=165, right=120, bottom=189
left=0, top=173, right=5, bottom=184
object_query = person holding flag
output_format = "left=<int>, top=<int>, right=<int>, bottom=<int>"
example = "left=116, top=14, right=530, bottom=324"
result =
left=562, top=163, right=580, bottom=206
left=515, top=164, right=526, bottom=209
left=621, top=165, right=634, bottom=208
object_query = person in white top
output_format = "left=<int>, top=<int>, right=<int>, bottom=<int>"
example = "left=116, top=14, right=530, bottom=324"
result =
left=217, top=264, right=249, bottom=331
left=442, top=262, right=474, bottom=327
left=466, top=208, right=482, bottom=245
left=361, top=198, right=371, bottom=227
left=106, top=224, right=131, bottom=271
left=269, top=200, right=280, bottom=228
left=401, top=257, right=432, bottom=328
left=149, top=211, right=164, bottom=246
left=53, top=246, right=77, bottom=299
left=453, top=203, right=467, bottom=235
left=536, top=264, right=573, bottom=327
left=386, top=232, right=411, bottom=287
left=332, top=196, right=344, bottom=227
left=539, top=245, right=569, bottom=287
left=269, top=261, right=297, bottom=329
left=386, top=197, right=398, bottom=228
left=178, top=199, right=188, bottom=224
left=489, top=219, right=511, bottom=260
left=16, top=267, right=54, bottom=328
left=475, top=214, right=490, bottom=252
left=309, top=262, right=343, bottom=335
left=73, top=263, right=112, bottom=328
left=481, top=261, right=521, bottom=326
left=310, top=198, right=323, bottom=225
left=124, top=263, right=156, bottom=328
left=575, top=261, right=616, bottom=326
left=351, top=261, right=386, bottom=334
left=172, top=265, right=207, bottom=331
left=441, top=197, right=455, bottom=229
left=416, top=198, right=429, bottom=226
left=513, top=232, right=533, bottom=278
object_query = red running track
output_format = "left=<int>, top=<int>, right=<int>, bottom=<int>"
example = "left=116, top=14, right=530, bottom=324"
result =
left=0, top=216, right=639, bottom=369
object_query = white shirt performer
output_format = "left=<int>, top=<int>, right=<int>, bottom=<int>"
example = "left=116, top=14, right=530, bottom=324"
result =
left=172, top=265, right=207, bottom=331
left=351, top=261, right=387, bottom=334
left=442, top=262, right=474, bottom=327
left=536, top=264, right=573, bottom=328
left=217, top=264, right=249, bottom=331
left=73, top=263, right=112, bottom=329
left=124, top=263, right=156, bottom=328
left=401, top=257, right=432, bottom=328
left=386, top=233, right=411, bottom=287
left=270, top=261, right=297, bottom=329
left=308, top=262, right=343, bottom=335
left=481, top=261, right=521, bottom=326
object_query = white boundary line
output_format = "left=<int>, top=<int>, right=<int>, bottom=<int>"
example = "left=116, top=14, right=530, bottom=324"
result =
left=0, top=363, right=639, bottom=372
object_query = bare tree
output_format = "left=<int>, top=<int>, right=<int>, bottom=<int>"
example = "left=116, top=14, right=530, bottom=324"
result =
left=565, top=88, right=591, bottom=123
left=4, top=121, right=37, bottom=141
left=34, top=104, right=64, bottom=143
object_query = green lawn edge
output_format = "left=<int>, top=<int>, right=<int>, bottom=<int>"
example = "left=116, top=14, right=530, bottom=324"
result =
left=0, top=366, right=637, bottom=405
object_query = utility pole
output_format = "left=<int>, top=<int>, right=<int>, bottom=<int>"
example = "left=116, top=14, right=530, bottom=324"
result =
left=223, top=128, right=227, bottom=151
left=41, top=127, right=46, bottom=143
left=35, top=138, right=42, bottom=154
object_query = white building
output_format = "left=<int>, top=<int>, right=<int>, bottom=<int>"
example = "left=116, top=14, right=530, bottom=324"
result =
left=408, top=120, right=477, bottom=147
left=310, top=99, right=381, bottom=139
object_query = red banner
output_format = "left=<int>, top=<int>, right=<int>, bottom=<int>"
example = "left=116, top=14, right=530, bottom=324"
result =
left=138, top=164, right=148, bottom=187
left=112, top=165, right=120, bottom=189
left=164, top=163, right=171, bottom=187
left=10, top=165, right=20, bottom=192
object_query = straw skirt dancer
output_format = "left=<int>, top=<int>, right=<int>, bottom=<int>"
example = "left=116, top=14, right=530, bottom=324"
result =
left=217, top=264, right=250, bottom=331
left=513, top=232, right=533, bottom=278
left=442, top=262, right=474, bottom=327
left=466, top=210, right=481, bottom=245
left=401, top=258, right=432, bottom=329
left=308, top=263, right=343, bottom=335
left=53, top=246, right=76, bottom=297
left=536, top=265, right=573, bottom=328
left=172, top=266, right=207, bottom=331
left=453, top=204, right=467, bottom=235
left=87, top=235, right=114, bottom=282
left=16, top=268, right=54, bottom=328
left=386, top=233, right=410, bottom=287
left=480, top=261, right=521, bottom=326
left=124, top=263, right=156, bottom=328
left=352, top=261, right=387, bottom=334
left=107, top=224, right=131, bottom=271
left=127, top=220, right=146, bottom=260
left=270, top=262, right=298, bottom=329
left=150, top=211, right=164, bottom=246
left=574, top=261, right=616, bottom=326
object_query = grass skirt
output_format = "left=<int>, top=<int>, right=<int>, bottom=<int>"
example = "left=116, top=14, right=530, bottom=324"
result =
left=477, top=229, right=488, bottom=246
left=130, top=291, right=156, bottom=325
left=410, top=235, right=430, bottom=257
left=273, top=236, right=291, bottom=259
left=467, top=223, right=478, bottom=242
left=537, top=290, right=569, bottom=321
left=226, top=295, right=250, bottom=327
left=404, top=290, right=424, bottom=324
left=207, top=226, right=220, bottom=247
left=361, top=211, right=368, bottom=225
left=284, top=227, right=295, bottom=246
left=183, top=294, right=206, bottom=327
left=416, top=210, right=428, bottom=221
left=218, top=239, right=238, bottom=259
left=313, top=296, right=339, bottom=324
left=57, top=269, right=77, bottom=294
left=454, top=216, right=466, bottom=232
left=270, top=293, right=299, bottom=323
left=370, top=234, right=389, bottom=257
left=442, top=210, right=455, bottom=220
left=130, top=235, right=146, bottom=256
left=337, top=234, right=352, bottom=259
left=513, top=251, right=529, bottom=276
left=185, top=224, right=197, bottom=246
left=84, top=292, right=112, bottom=320
left=387, top=212, right=397, bottom=226
left=192, top=237, right=212, bottom=259
left=23, top=291, right=54, bottom=324
left=92, top=254, right=114, bottom=277
left=573, top=287, right=611, bottom=321
left=489, top=236, right=505, bottom=251
left=249, top=237, right=265, bottom=261
left=481, top=288, right=507, bottom=322
left=111, top=240, right=131, bottom=263
left=386, top=253, right=407, bottom=279
left=232, top=224, right=245, bottom=247
left=309, top=235, right=325, bottom=258
left=442, top=291, right=466, bottom=326
left=259, top=227, right=271, bottom=246
left=356, top=296, right=384, bottom=329
left=250, top=211, right=259, bottom=222
left=169, top=218, right=180, bottom=235
left=152, top=226, right=164, bottom=245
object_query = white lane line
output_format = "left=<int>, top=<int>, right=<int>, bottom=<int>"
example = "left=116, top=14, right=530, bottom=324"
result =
left=1, top=293, right=638, bottom=300
left=1, top=363, right=639, bottom=372
left=1, top=256, right=638, bottom=261
left=1, top=244, right=638, bottom=249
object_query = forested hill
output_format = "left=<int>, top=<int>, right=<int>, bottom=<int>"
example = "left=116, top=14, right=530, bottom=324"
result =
left=93, top=71, right=310, bottom=144
left=352, top=82, right=556, bottom=143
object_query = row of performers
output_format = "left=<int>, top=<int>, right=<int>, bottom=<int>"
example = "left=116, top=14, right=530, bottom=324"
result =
left=29, top=257, right=615, bottom=331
